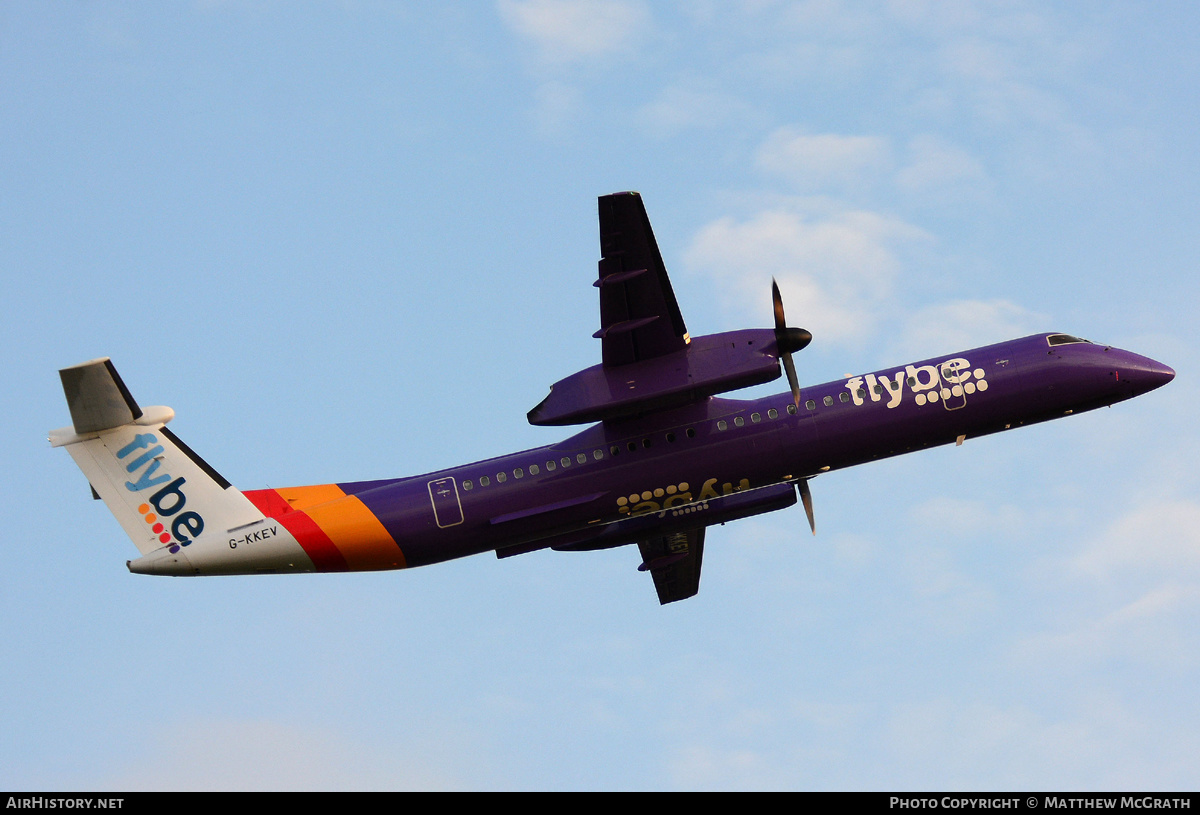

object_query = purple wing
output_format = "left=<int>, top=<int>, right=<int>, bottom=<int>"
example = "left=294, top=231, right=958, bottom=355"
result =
left=595, top=192, right=689, bottom=367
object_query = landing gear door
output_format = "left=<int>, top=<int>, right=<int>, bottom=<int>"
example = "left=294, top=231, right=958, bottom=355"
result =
left=428, top=477, right=464, bottom=528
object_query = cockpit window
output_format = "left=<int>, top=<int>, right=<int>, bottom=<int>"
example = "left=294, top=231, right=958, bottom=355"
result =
left=1046, top=334, right=1092, bottom=346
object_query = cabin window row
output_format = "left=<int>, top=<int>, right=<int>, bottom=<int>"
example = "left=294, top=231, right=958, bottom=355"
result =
left=715, top=402, right=798, bottom=432
left=713, top=385, right=898, bottom=433
left=464, top=378, right=930, bottom=488
left=460, top=427, right=701, bottom=492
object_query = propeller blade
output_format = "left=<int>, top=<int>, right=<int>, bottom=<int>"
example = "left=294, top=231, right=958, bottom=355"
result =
left=798, top=479, right=815, bottom=535
left=772, top=278, right=787, bottom=330
left=782, top=350, right=801, bottom=408
left=770, top=278, right=811, bottom=406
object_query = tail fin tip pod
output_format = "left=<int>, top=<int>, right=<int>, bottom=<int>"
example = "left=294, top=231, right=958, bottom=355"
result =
left=50, top=358, right=267, bottom=561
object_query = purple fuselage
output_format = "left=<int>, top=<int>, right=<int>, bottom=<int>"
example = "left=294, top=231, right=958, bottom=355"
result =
left=324, top=333, right=1173, bottom=568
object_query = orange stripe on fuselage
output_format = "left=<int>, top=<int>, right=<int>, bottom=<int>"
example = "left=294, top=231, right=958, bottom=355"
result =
left=304, top=494, right=406, bottom=570
left=275, top=484, right=348, bottom=511
left=244, top=486, right=406, bottom=571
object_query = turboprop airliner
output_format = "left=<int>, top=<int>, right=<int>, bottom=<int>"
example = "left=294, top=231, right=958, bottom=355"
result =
left=50, top=192, right=1175, bottom=604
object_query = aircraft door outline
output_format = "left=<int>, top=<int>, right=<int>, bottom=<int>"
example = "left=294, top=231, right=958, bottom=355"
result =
left=427, top=477, right=464, bottom=528
left=940, top=361, right=969, bottom=410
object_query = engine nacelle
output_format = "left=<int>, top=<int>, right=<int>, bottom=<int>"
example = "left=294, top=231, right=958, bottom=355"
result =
left=527, top=328, right=783, bottom=426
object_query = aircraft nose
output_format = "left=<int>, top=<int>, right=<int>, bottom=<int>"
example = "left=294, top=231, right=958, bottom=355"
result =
left=1147, top=360, right=1176, bottom=390
left=1116, top=352, right=1175, bottom=396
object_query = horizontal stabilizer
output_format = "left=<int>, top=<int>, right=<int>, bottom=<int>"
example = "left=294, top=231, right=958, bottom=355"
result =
left=637, top=528, right=705, bottom=605
left=60, top=358, right=142, bottom=434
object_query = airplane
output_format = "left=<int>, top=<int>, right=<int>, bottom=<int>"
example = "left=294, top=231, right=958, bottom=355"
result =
left=50, top=192, right=1175, bottom=604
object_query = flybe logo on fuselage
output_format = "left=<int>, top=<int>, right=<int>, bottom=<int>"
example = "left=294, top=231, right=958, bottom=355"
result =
left=617, top=477, right=752, bottom=517
left=844, top=357, right=989, bottom=409
left=118, top=433, right=204, bottom=552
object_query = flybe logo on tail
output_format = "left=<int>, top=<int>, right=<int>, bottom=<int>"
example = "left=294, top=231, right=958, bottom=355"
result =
left=117, top=433, right=204, bottom=551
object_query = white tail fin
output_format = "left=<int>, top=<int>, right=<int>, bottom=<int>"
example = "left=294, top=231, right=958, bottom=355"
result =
left=51, top=359, right=264, bottom=555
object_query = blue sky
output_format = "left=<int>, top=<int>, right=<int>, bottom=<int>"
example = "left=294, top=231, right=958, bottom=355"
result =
left=2, top=1, right=1197, bottom=790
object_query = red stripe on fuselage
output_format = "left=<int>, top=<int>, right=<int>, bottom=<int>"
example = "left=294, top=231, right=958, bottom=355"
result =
left=244, top=488, right=293, bottom=518
left=274, top=509, right=349, bottom=572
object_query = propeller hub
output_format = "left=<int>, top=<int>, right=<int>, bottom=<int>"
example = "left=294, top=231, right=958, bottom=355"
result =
left=776, top=326, right=812, bottom=355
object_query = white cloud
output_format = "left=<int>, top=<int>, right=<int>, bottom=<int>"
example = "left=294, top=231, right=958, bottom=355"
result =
left=907, top=495, right=1024, bottom=533
left=880, top=697, right=1195, bottom=788
left=108, top=719, right=464, bottom=791
left=684, top=200, right=929, bottom=343
left=755, top=128, right=989, bottom=204
left=1071, top=500, right=1200, bottom=585
left=531, top=80, right=585, bottom=135
left=895, top=134, right=989, bottom=200
left=637, top=85, right=756, bottom=137
left=1013, top=583, right=1200, bottom=676
left=1011, top=499, right=1200, bottom=674
left=894, top=299, right=1046, bottom=361
left=756, top=128, right=891, bottom=192
left=899, top=545, right=995, bottom=633
left=497, top=0, right=649, bottom=64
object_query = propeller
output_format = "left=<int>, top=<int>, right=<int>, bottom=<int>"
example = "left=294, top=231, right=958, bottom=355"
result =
left=798, top=478, right=816, bottom=536
left=771, top=278, right=812, bottom=408
left=769, top=280, right=817, bottom=536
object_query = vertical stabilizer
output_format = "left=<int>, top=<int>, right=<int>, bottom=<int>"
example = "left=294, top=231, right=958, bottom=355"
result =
left=50, top=359, right=265, bottom=556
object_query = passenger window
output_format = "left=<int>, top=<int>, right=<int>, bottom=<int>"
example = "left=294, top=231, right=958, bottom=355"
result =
left=717, top=420, right=728, bottom=431
left=734, top=416, right=745, bottom=427
left=480, top=475, right=490, bottom=487
left=751, top=413, right=761, bottom=423
left=823, top=395, right=833, bottom=406
left=561, top=457, right=571, bottom=468
left=496, top=472, right=507, bottom=483
left=839, top=392, right=850, bottom=402
left=805, top=400, right=815, bottom=411
left=463, top=480, right=473, bottom=491
left=768, top=408, right=778, bottom=419
left=577, top=453, right=587, bottom=464
left=546, top=461, right=556, bottom=471
left=513, top=468, right=524, bottom=479
left=529, top=464, right=540, bottom=475
left=593, top=449, right=604, bottom=460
